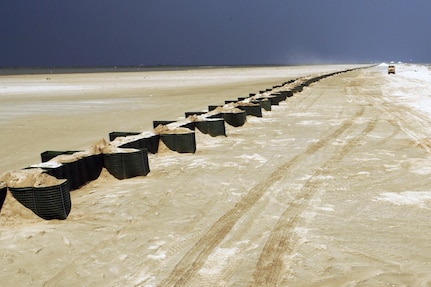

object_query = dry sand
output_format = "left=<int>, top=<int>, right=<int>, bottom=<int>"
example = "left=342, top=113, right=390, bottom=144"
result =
left=2, top=64, right=431, bottom=286
left=0, top=65, right=354, bottom=171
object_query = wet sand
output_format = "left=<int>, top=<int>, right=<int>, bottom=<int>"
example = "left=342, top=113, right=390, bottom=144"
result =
left=2, top=64, right=431, bottom=286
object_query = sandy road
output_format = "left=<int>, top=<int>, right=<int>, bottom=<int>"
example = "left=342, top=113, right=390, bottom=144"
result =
left=156, top=70, right=374, bottom=286
left=3, top=65, right=431, bottom=286
left=157, top=67, right=431, bottom=286
left=159, top=104, right=370, bottom=286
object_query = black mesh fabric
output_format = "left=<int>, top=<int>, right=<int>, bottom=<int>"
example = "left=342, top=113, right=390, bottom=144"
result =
left=9, top=180, right=71, bottom=220
left=103, top=149, right=150, bottom=180
left=222, top=111, right=247, bottom=127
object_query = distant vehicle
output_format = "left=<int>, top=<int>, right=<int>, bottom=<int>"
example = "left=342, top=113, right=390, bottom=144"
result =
left=388, top=65, right=395, bottom=74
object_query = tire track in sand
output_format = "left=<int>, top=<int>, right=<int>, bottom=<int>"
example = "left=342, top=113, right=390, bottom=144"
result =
left=158, top=107, right=365, bottom=287
left=250, top=116, right=377, bottom=287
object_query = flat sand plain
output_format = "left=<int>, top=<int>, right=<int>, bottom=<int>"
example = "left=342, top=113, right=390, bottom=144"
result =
left=3, top=64, right=431, bottom=286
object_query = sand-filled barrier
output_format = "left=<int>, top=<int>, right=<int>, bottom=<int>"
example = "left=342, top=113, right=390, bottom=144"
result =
left=37, top=138, right=150, bottom=187
left=154, top=125, right=197, bottom=153
left=222, top=110, right=247, bottom=127
left=186, top=115, right=226, bottom=137
left=50, top=155, right=85, bottom=190
left=204, top=106, right=247, bottom=127
left=236, top=102, right=262, bottom=117
left=0, top=169, right=71, bottom=220
left=40, top=151, right=96, bottom=191
left=251, top=98, right=271, bottom=111
left=0, top=66, right=363, bottom=221
left=88, top=138, right=151, bottom=180
left=111, top=131, right=160, bottom=154
left=103, top=148, right=150, bottom=180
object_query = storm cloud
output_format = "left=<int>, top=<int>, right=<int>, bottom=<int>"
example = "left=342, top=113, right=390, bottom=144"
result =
left=1, top=0, right=430, bottom=67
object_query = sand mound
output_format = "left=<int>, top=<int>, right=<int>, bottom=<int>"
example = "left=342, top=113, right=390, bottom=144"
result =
left=50, top=153, right=82, bottom=164
left=87, top=138, right=110, bottom=154
left=90, top=168, right=118, bottom=183
left=224, top=107, right=244, bottom=113
left=110, top=132, right=157, bottom=147
left=110, top=135, right=135, bottom=146
left=154, top=125, right=169, bottom=135
left=44, top=138, right=137, bottom=157
left=0, top=169, right=66, bottom=188
left=0, top=191, right=41, bottom=224
left=209, top=106, right=243, bottom=114
left=153, top=125, right=193, bottom=135
left=156, top=139, right=173, bottom=154
left=48, top=138, right=111, bottom=163
left=186, top=115, right=200, bottom=122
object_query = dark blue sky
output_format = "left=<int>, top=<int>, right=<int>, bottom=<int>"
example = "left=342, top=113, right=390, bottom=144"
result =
left=1, top=0, right=430, bottom=67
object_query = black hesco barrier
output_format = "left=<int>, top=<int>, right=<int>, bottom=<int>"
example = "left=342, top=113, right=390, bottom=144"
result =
left=119, top=135, right=160, bottom=154
left=9, top=180, right=71, bottom=220
left=160, top=132, right=196, bottom=153
left=271, top=93, right=286, bottom=103
left=57, top=160, right=81, bottom=191
left=195, top=118, right=226, bottom=137
left=266, top=95, right=281, bottom=106
left=292, top=85, right=303, bottom=93
left=237, top=104, right=262, bottom=117
left=0, top=185, right=6, bottom=212
left=76, top=157, right=88, bottom=188
left=252, top=98, right=271, bottom=111
left=271, top=93, right=285, bottom=102
left=223, top=111, right=247, bottom=127
left=277, top=91, right=289, bottom=101
left=181, top=122, right=195, bottom=131
left=40, top=151, right=90, bottom=191
left=109, top=131, right=140, bottom=141
left=285, top=90, right=294, bottom=98
left=82, top=154, right=104, bottom=181
left=103, top=149, right=150, bottom=180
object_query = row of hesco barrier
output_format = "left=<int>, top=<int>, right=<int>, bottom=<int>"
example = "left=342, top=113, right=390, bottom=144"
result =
left=9, top=180, right=70, bottom=220
left=0, top=143, right=150, bottom=220
left=0, top=66, right=367, bottom=220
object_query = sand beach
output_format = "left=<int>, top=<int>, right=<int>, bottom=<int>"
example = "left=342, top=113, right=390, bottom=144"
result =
left=2, top=63, right=431, bottom=286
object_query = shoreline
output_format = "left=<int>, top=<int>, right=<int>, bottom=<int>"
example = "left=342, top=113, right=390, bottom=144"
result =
left=0, top=63, right=371, bottom=76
